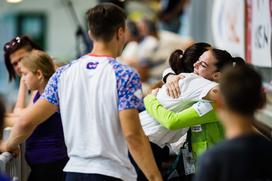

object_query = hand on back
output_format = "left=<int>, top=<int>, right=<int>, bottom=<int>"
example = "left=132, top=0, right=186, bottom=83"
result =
left=166, top=74, right=184, bottom=98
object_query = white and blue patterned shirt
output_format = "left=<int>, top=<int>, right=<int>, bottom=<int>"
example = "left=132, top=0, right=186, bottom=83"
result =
left=41, top=54, right=144, bottom=181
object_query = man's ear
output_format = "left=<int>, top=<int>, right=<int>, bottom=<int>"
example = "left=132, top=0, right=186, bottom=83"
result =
left=88, top=30, right=93, bottom=40
left=116, top=27, right=125, bottom=40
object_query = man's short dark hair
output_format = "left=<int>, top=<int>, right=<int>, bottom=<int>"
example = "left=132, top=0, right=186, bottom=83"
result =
left=86, top=3, right=127, bottom=42
left=220, top=64, right=265, bottom=115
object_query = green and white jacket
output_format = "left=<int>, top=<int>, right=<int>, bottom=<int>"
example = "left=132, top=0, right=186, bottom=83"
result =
left=144, top=95, right=225, bottom=160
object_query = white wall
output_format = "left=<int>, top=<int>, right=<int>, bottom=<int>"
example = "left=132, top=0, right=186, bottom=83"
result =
left=0, top=0, right=97, bottom=60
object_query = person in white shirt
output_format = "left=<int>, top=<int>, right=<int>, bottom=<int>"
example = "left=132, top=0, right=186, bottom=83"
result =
left=120, top=20, right=142, bottom=66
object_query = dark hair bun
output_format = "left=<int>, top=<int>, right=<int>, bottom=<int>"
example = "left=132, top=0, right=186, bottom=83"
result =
left=169, top=49, right=183, bottom=74
left=232, top=57, right=245, bottom=66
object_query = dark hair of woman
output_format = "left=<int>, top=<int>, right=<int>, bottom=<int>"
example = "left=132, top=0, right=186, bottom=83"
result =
left=211, top=48, right=245, bottom=72
left=3, top=36, right=42, bottom=81
left=169, top=42, right=211, bottom=74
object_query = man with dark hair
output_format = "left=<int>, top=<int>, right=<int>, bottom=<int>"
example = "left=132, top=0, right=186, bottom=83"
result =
left=0, top=3, right=162, bottom=181
left=194, top=64, right=272, bottom=181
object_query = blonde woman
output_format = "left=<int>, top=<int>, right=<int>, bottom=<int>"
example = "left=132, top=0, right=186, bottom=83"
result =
left=18, top=50, right=67, bottom=181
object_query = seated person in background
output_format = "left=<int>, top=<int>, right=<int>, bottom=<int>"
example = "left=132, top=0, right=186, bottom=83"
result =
left=121, top=18, right=193, bottom=95
left=158, top=0, right=189, bottom=33
left=119, top=20, right=142, bottom=66
left=136, top=18, right=160, bottom=83
left=136, top=18, right=194, bottom=83
left=194, top=64, right=272, bottom=181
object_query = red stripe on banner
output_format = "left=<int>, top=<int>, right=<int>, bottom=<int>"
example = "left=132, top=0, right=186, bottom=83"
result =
left=246, top=0, right=252, bottom=64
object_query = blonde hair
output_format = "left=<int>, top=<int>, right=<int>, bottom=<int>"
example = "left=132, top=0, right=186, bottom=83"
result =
left=20, top=50, right=55, bottom=81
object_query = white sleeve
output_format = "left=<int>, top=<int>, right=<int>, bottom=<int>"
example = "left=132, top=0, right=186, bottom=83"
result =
left=178, top=75, right=218, bottom=100
left=162, top=68, right=175, bottom=83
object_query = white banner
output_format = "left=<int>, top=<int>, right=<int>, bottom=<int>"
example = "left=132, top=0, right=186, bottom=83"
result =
left=251, top=0, right=272, bottom=67
left=212, top=0, right=245, bottom=58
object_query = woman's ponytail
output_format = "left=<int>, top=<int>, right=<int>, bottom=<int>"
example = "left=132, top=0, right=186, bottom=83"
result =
left=232, top=57, right=245, bottom=66
left=169, top=49, right=184, bottom=74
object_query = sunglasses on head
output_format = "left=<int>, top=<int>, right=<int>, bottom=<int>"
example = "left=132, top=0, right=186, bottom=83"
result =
left=4, top=36, right=22, bottom=52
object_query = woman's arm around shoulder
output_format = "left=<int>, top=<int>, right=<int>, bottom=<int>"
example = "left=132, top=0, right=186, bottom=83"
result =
left=144, top=95, right=218, bottom=130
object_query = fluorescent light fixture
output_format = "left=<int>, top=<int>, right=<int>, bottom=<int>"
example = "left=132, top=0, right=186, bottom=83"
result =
left=6, top=0, right=23, bottom=3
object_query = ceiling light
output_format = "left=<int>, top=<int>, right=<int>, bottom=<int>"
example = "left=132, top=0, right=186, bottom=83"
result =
left=6, top=0, right=23, bottom=3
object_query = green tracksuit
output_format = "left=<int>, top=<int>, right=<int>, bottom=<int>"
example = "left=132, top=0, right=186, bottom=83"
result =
left=144, top=95, right=224, bottom=160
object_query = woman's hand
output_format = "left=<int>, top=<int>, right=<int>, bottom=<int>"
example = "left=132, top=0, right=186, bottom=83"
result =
left=166, top=74, right=184, bottom=98
left=0, top=141, right=20, bottom=157
left=151, top=88, right=159, bottom=96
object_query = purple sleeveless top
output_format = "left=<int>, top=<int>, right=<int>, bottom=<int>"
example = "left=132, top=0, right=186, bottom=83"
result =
left=25, top=92, right=68, bottom=165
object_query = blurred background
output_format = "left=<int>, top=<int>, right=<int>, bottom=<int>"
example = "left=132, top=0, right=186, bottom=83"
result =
left=0, top=1, right=272, bottom=180
left=0, top=0, right=271, bottom=130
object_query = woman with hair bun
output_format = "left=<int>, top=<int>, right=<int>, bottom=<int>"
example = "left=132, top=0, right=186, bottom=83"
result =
left=140, top=43, right=216, bottom=149
left=132, top=42, right=220, bottom=180
left=143, top=47, right=245, bottom=179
